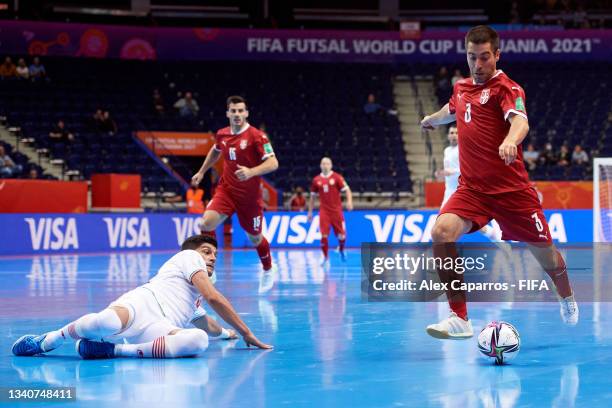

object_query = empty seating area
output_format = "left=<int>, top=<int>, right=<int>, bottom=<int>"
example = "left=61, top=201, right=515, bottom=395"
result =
left=0, top=58, right=410, bottom=194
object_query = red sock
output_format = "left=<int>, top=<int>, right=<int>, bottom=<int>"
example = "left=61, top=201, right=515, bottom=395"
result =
left=338, top=239, right=345, bottom=252
left=433, top=242, right=468, bottom=320
left=545, top=251, right=572, bottom=298
left=321, top=236, right=329, bottom=258
left=256, top=238, right=272, bottom=271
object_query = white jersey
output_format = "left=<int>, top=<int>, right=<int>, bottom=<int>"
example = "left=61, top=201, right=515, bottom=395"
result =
left=442, top=145, right=460, bottom=205
left=141, top=250, right=208, bottom=328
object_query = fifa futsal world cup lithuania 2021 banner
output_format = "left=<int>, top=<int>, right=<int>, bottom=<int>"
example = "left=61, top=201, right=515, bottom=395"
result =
left=0, top=21, right=610, bottom=63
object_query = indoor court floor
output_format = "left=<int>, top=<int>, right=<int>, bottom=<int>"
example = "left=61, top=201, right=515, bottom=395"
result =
left=1, top=247, right=611, bottom=407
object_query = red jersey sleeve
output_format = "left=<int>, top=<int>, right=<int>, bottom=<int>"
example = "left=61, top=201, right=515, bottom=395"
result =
left=213, top=132, right=222, bottom=151
left=336, top=174, right=347, bottom=191
left=254, top=132, right=275, bottom=161
left=310, top=177, right=319, bottom=194
left=499, top=82, right=528, bottom=122
left=448, top=82, right=458, bottom=114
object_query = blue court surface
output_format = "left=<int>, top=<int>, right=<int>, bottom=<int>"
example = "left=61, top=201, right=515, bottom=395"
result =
left=1, top=248, right=612, bottom=407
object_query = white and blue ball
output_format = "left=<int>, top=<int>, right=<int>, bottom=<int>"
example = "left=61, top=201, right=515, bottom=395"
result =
left=477, top=321, right=520, bottom=365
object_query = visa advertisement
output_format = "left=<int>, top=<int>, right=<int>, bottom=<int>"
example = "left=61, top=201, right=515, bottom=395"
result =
left=0, top=210, right=593, bottom=255
left=232, top=210, right=593, bottom=248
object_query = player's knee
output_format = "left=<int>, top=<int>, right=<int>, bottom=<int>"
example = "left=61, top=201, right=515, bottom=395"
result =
left=184, top=329, right=209, bottom=353
left=200, top=216, right=217, bottom=232
left=431, top=223, right=457, bottom=243
left=248, top=234, right=262, bottom=245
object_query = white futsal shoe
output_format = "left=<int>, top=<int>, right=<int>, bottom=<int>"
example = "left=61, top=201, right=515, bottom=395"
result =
left=559, top=294, right=579, bottom=326
left=426, top=312, right=474, bottom=340
left=258, top=264, right=277, bottom=294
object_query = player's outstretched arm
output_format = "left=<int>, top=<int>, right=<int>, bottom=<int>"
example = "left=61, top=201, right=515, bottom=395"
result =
left=421, top=103, right=456, bottom=130
left=192, top=271, right=273, bottom=349
left=499, top=114, right=530, bottom=165
left=192, top=314, right=238, bottom=340
left=192, top=147, right=222, bottom=185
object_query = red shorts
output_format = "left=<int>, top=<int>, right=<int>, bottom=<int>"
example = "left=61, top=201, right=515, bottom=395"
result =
left=319, top=211, right=346, bottom=237
left=206, top=188, right=263, bottom=236
left=440, top=185, right=552, bottom=244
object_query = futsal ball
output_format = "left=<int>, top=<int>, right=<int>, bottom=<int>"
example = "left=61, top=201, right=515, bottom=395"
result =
left=477, top=321, right=520, bottom=365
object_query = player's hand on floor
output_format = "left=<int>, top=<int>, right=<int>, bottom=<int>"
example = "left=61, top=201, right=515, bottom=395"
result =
left=420, top=116, right=436, bottom=131
left=243, top=333, right=273, bottom=349
left=224, top=329, right=239, bottom=340
left=498, top=141, right=518, bottom=165
left=235, top=165, right=253, bottom=181
left=192, top=172, right=203, bottom=185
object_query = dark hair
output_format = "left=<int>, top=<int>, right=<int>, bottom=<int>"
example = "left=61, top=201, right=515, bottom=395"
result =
left=181, top=235, right=218, bottom=250
left=465, top=25, right=500, bottom=52
left=226, top=95, right=247, bottom=108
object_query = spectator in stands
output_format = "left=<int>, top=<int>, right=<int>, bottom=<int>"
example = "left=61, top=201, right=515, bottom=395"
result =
left=91, top=109, right=104, bottom=131
left=538, top=142, right=557, bottom=166
left=29, top=57, right=47, bottom=81
left=166, top=180, right=206, bottom=214
left=100, top=110, right=118, bottom=135
left=571, top=144, right=589, bottom=165
left=152, top=89, right=165, bottom=116
left=434, top=66, right=452, bottom=105
left=557, top=144, right=571, bottom=167
left=0, top=145, right=23, bottom=177
left=16, top=58, right=29, bottom=80
left=363, top=94, right=397, bottom=116
left=0, top=57, right=17, bottom=79
left=49, top=120, right=74, bottom=143
left=174, top=91, right=199, bottom=118
left=523, top=143, right=539, bottom=171
left=29, top=168, right=39, bottom=179
left=289, top=186, right=306, bottom=211
left=451, top=69, right=464, bottom=86
left=364, top=94, right=383, bottom=115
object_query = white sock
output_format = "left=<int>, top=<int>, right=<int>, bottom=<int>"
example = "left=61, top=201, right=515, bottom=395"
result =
left=42, top=309, right=122, bottom=352
left=115, top=329, right=208, bottom=359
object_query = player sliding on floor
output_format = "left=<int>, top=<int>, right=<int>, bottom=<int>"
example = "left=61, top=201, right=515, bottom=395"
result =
left=421, top=25, right=578, bottom=340
left=192, top=96, right=279, bottom=293
left=12, top=235, right=272, bottom=359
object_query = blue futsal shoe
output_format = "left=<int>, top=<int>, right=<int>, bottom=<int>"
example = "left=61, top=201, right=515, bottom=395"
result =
left=76, top=339, right=116, bottom=360
left=12, top=334, right=47, bottom=356
left=339, top=249, right=347, bottom=262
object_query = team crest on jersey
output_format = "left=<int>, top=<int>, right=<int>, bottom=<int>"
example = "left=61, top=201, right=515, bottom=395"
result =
left=480, top=89, right=490, bottom=104
left=240, top=139, right=248, bottom=150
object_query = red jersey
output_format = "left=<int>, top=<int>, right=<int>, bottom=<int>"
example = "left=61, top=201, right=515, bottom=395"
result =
left=311, top=172, right=347, bottom=214
left=213, top=124, right=275, bottom=202
left=448, top=70, right=530, bottom=194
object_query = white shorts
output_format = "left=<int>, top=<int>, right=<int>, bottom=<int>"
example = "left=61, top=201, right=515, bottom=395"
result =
left=105, top=287, right=181, bottom=344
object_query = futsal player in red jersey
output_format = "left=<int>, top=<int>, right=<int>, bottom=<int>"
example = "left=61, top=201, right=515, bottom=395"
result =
left=420, top=26, right=578, bottom=339
left=308, top=157, right=353, bottom=265
left=192, top=96, right=279, bottom=293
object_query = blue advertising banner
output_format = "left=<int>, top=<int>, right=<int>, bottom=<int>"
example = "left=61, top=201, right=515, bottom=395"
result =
left=232, top=210, right=592, bottom=248
left=0, top=213, right=222, bottom=255
left=0, top=21, right=609, bottom=63
left=0, top=210, right=592, bottom=255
